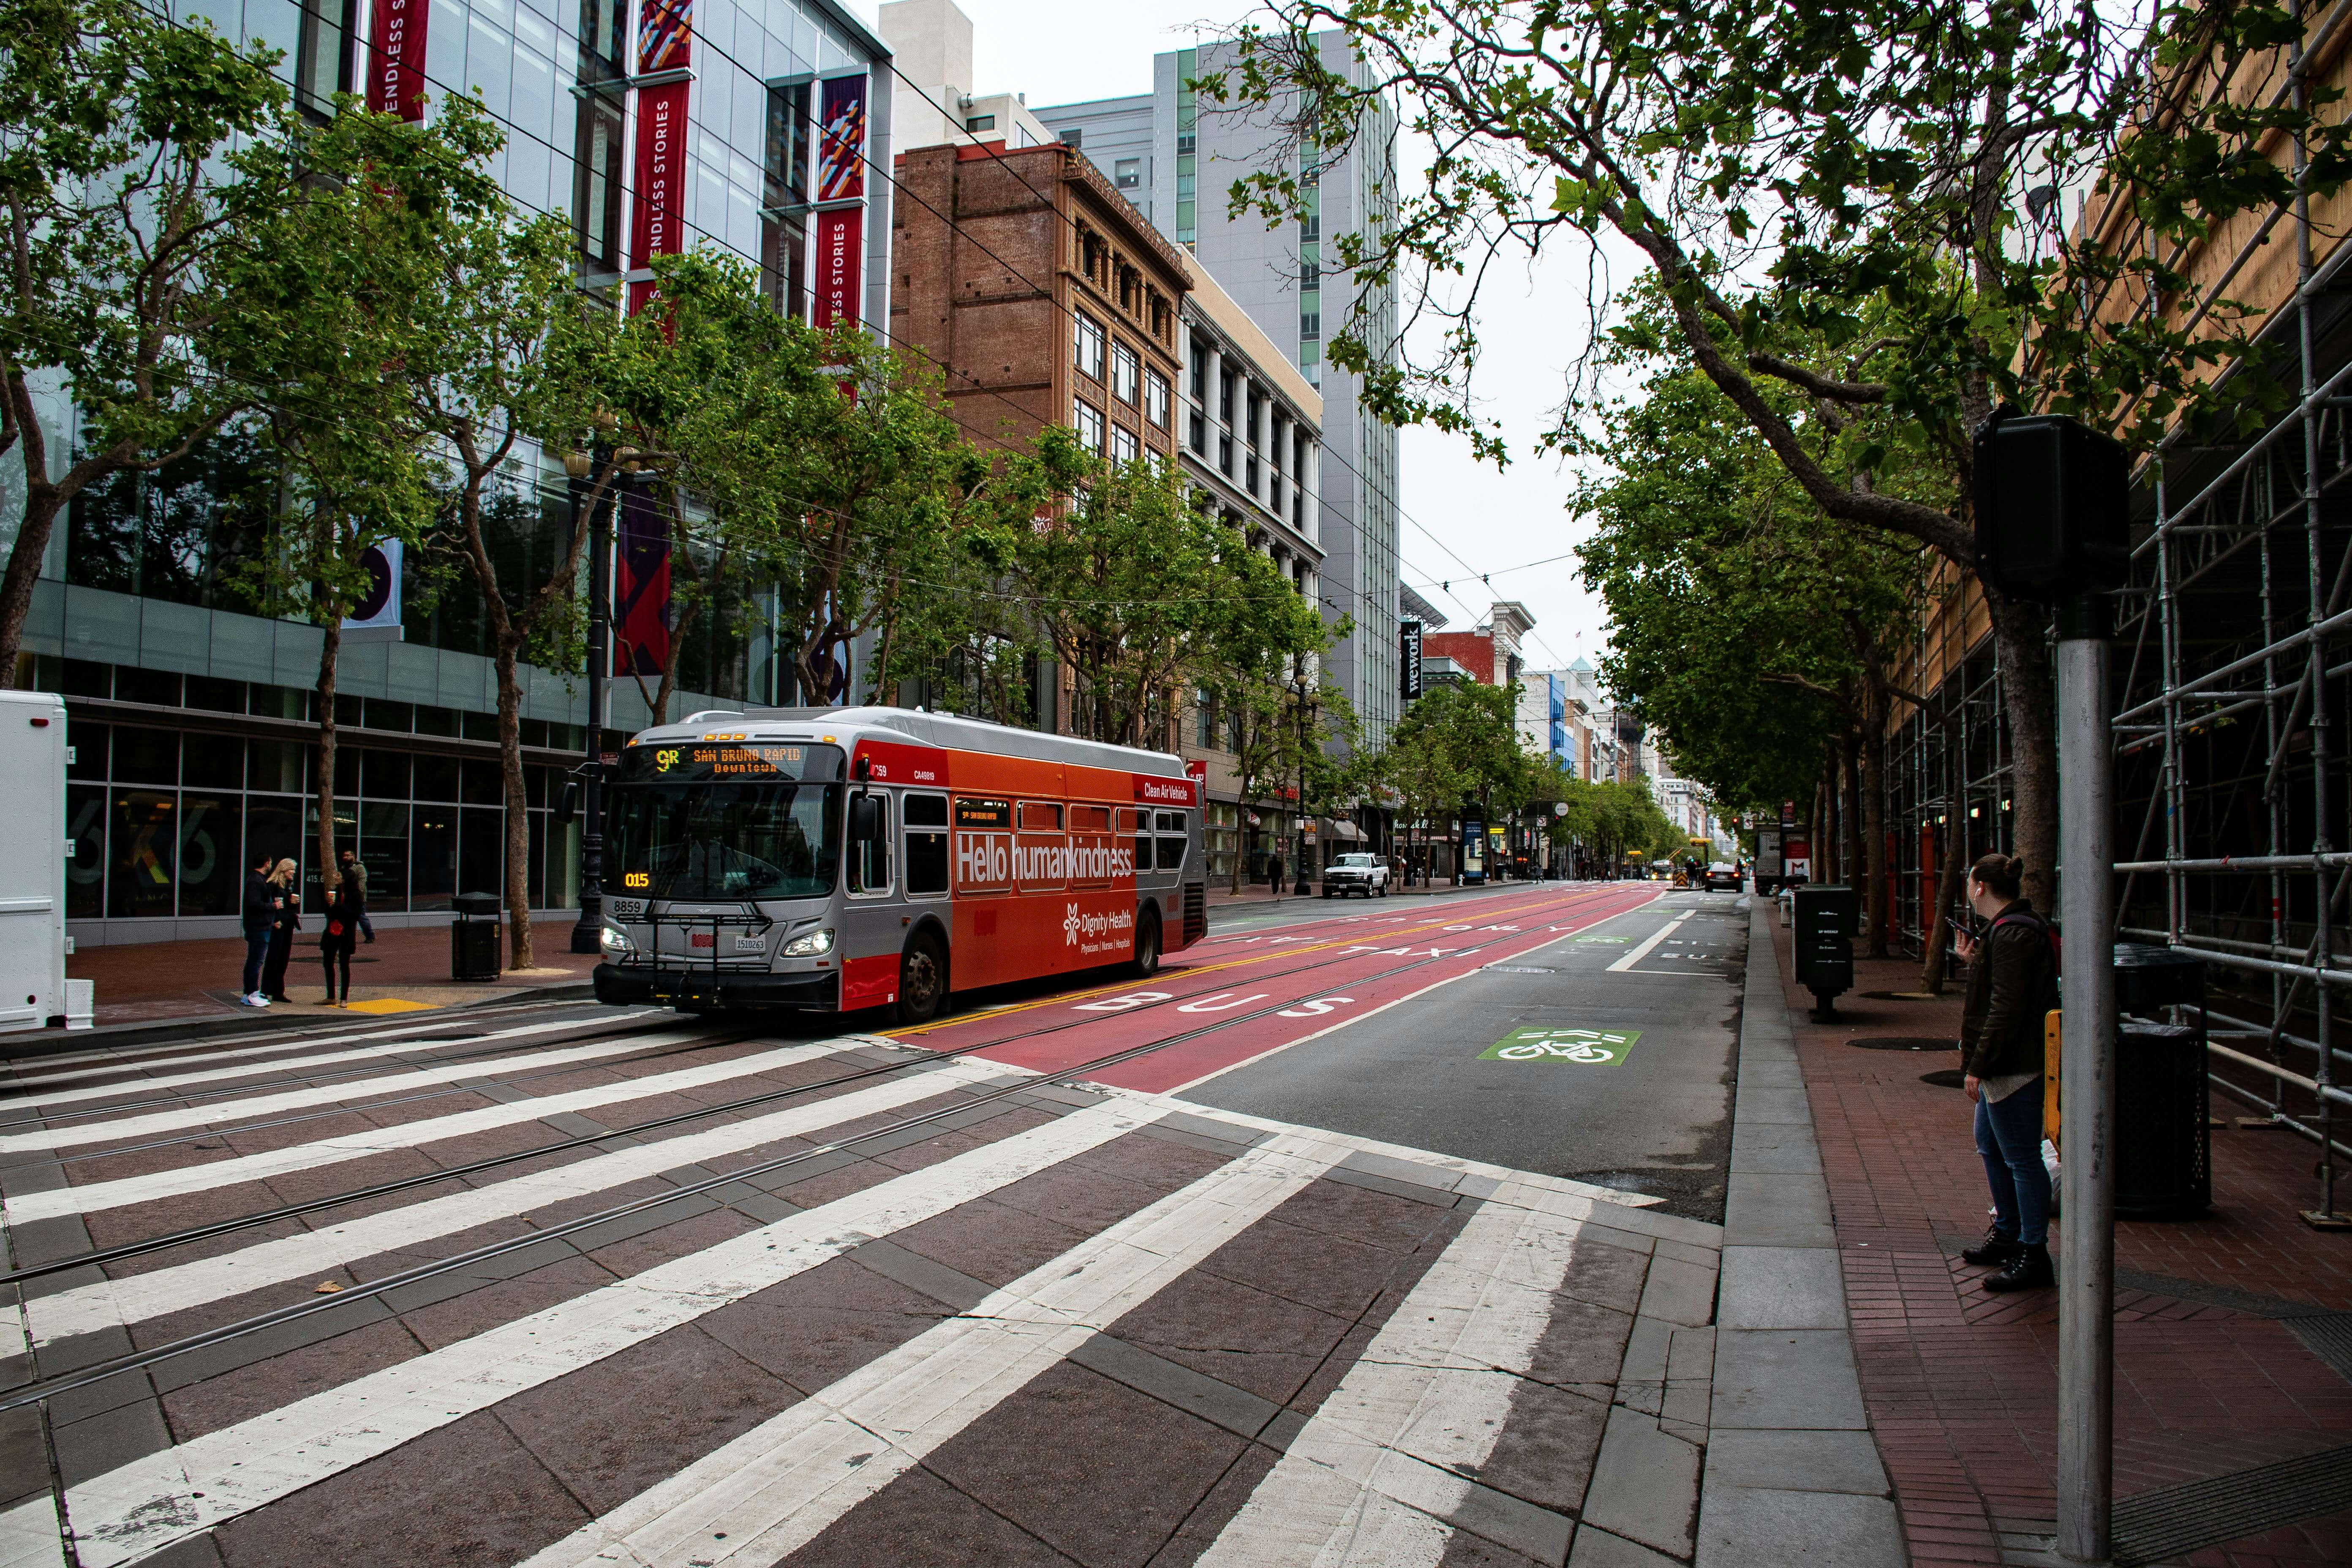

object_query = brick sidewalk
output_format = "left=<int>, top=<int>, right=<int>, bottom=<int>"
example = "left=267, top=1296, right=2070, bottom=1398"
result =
left=1767, top=911, right=2352, bottom=1564
left=65, top=918, right=596, bottom=1027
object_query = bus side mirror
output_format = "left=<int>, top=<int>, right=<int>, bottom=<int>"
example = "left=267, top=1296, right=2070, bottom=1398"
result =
left=556, top=782, right=578, bottom=826
left=849, top=795, right=881, bottom=842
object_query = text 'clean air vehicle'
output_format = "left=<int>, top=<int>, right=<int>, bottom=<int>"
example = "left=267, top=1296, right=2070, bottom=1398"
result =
left=587, top=706, right=1207, bottom=1024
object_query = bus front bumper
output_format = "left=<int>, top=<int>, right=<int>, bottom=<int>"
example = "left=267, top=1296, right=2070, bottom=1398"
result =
left=594, top=964, right=841, bottom=1012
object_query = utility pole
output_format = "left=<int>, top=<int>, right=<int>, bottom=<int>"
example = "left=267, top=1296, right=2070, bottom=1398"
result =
left=567, top=441, right=614, bottom=956
left=2055, top=593, right=2117, bottom=1564
left=1975, top=406, right=2129, bottom=1565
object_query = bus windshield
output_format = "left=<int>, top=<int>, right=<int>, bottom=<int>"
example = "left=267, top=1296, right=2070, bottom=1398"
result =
left=604, top=741, right=847, bottom=901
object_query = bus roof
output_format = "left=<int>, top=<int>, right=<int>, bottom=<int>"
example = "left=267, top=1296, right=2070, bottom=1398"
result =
left=623, top=705, right=1191, bottom=781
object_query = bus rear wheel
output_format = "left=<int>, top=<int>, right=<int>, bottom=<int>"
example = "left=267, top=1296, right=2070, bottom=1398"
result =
left=896, top=934, right=947, bottom=1026
left=1131, top=909, right=1161, bottom=979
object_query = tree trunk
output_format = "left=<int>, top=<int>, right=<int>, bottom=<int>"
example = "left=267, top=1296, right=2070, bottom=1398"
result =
left=1861, top=718, right=1889, bottom=960
left=1842, top=728, right=1864, bottom=907
left=314, top=613, right=343, bottom=904
left=495, top=641, right=534, bottom=971
left=1987, top=591, right=2058, bottom=917
left=1920, top=817, right=1968, bottom=994
left=0, top=487, right=62, bottom=688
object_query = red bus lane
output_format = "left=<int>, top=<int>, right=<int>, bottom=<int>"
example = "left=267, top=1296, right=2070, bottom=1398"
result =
left=892, top=882, right=1661, bottom=1089
left=886, top=883, right=1633, bottom=1056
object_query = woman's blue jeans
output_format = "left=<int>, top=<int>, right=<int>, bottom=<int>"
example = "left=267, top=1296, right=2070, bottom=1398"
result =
left=1975, top=1080, right=2050, bottom=1247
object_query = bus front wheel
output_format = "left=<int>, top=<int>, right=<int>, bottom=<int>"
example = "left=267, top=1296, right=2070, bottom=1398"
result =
left=896, top=934, right=948, bottom=1026
left=1131, top=910, right=1161, bottom=979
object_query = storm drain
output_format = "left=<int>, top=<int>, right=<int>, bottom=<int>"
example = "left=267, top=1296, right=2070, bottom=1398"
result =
left=1847, top=1036, right=1955, bottom=1051
left=2112, top=1444, right=2352, bottom=1565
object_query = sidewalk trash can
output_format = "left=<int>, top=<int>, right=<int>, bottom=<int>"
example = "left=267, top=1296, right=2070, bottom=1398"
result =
left=451, top=892, right=503, bottom=981
left=1792, top=885, right=1857, bottom=1021
left=2113, top=943, right=2210, bottom=1218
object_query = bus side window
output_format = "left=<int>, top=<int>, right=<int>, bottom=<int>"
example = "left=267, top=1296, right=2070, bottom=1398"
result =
left=905, top=793, right=948, bottom=897
left=1156, top=811, right=1187, bottom=871
left=849, top=792, right=892, bottom=895
left=1122, top=808, right=1151, bottom=877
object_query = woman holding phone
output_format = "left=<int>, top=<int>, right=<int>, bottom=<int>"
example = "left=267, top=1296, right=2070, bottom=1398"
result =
left=1951, top=852, right=2062, bottom=1292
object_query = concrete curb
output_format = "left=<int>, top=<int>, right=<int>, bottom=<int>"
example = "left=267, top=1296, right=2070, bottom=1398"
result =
left=0, top=980, right=600, bottom=1065
left=1692, top=904, right=1906, bottom=1566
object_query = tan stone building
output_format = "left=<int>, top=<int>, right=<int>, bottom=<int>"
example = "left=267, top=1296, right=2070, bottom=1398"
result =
left=890, top=141, right=1187, bottom=472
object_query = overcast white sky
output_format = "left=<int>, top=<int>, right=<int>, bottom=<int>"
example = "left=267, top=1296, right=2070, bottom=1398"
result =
left=843, top=0, right=1620, bottom=672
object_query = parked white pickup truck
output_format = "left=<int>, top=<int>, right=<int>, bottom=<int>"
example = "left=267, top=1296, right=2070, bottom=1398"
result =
left=1320, top=852, right=1391, bottom=898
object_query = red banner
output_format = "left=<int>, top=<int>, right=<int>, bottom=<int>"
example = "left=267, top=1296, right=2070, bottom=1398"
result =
left=628, top=79, right=690, bottom=315
left=369, top=0, right=430, bottom=120
left=814, top=207, right=862, bottom=328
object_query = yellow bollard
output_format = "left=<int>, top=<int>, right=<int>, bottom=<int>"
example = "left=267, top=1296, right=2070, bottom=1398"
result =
left=2043, top=1008, right=2063, bottom=1152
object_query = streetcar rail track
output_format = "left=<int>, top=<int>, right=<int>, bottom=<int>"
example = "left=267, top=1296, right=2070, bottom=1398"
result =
left=0, top=883, right=1642, bottom=1289
left=0, top=895, right=1648, bottom=1414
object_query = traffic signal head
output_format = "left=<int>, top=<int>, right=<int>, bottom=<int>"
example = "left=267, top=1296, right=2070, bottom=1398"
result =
left=1971, top=409, right=2131, bottom=601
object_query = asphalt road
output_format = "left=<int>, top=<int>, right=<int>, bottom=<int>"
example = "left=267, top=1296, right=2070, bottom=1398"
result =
left=1181, top=887, right=1748, bottom=1219
left=0, top=878, right=1743, bottom=1568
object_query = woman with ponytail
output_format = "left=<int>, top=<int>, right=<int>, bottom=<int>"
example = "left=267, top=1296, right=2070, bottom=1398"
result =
left=1951, top=852, right=2061, bottom=1292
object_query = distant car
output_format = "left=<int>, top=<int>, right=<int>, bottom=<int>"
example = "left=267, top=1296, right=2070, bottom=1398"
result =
left=1321, top=852, right=1390, bottom=898
left=1704, top=861, right=1741, bottom=892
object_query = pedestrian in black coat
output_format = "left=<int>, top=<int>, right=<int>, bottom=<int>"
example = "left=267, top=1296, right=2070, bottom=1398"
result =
left=239, top=853, right=277, bottom=1006
left=260, top=859, right=301, bottom=1003
left=1952, top=852, right=2061, bottom=1293
left=318, top=882, right=361, bottom=1007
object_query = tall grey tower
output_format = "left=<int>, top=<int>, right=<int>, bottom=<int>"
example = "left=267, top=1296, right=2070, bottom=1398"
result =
left=1037, top=36, right=1403, bottom=749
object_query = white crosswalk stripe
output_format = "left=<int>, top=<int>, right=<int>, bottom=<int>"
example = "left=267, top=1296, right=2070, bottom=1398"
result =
left=514, top=1129, right=1346, bottom=1568
left=20, top=1098, right=1158, bottom=1568
left=0, top=1027, right=703, bottom=1154
left=1194, top=1181, right=1595, bottom=1566
left=0, top=1012, right=654, bottom=1115
left=22, top=1056, right=1014, bottom=1347
left=0, top=1034, right=857, bottom=1225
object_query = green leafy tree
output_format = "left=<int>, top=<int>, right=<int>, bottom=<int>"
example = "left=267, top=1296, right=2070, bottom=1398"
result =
left=1202, top=0, right=2352, bottom=915
left=226, top=100, right=513, bottom=901
left=0, top=0, right=296, bottom=685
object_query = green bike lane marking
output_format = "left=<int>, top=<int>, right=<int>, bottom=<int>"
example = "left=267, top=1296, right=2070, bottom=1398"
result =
left=1478, top=1027, right=1642, bottom=1064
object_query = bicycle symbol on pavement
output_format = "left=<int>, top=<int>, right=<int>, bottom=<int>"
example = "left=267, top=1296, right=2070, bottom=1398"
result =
left=1477, top=1027, right=1642, bottom=1065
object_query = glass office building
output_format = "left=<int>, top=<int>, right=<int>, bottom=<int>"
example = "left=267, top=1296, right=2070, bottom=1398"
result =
left=4, top=0, right=893, bottom=945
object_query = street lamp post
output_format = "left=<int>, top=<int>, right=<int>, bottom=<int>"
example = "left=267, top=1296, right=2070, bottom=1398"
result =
left=1290, top=678, right=1314, bottom=896
left=567, top=443, right=614, bottom=956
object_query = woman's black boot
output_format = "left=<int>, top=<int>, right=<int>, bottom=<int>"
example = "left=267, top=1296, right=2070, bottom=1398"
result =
left=1984, top=1242, right=2055, bottom=1293
left=1962, top=1227, right=2020, bottom=1269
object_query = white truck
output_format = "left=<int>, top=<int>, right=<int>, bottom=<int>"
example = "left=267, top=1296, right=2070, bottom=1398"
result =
left=0, top=690, right=91, bottom=1034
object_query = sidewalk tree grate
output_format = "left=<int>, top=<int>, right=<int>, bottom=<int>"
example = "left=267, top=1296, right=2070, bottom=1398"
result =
left=2112, top=1442, right=2352, bottom=1566
left=1920, top=1069, right=1967, bottom=1088
left=1860, top=990, right=1944, bottom=1000
left=1846, top=1036, right=1957, bottom=1051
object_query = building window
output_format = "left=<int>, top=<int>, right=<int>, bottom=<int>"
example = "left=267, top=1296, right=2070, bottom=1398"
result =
left=1112, top=342, right=1140, bottom=404
left=1145, top=369, right=1171, bottom=428
left=1073, top=399, right=1105, bottom=455
left=1301, top=312, right=1320, bottom=341
left=1246, top=455, right=1259, bottom=494
left=294, top=0, right=355, bottom=121
left=572, top=91, right=628, bottom=271
left=966, top=114, right=996, bottom=131
left=1075, top=313, right=1106, bottom=381
left=762, top=82, right=812, bottom=318
left=1061, top=126, right=1083, bottom=147
left=1110, top=425, right=1139, bottom=466
left=1196, top=690, right=1216, bottom=748
left=1188, top=411, right=1206, bottom=454
left=1219, top=369, right=1234, bottom=424
left=1219, top=433, right=1232, bottom=476
left=1115, top=158, right=1141, bottom=189
left=1190, top=340, right=1209, bottom=402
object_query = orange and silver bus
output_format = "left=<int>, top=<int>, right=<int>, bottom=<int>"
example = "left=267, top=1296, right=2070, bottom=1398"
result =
left=588, top=705, right=1207, bottom=1024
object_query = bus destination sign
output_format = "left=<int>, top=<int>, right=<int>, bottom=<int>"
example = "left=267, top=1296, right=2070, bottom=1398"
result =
left=618, top=741, right=845, bottom=783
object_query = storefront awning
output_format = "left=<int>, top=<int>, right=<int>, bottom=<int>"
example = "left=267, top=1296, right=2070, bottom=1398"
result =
left=1321, top=819, right=1363, bottom=840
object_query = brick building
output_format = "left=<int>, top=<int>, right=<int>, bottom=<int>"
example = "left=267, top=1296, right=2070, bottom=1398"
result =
left=890, top=141, right=1188, bottom=472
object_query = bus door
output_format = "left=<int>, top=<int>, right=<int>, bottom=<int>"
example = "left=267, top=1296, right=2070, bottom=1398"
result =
left=840, top=787, right=896, bottom=1007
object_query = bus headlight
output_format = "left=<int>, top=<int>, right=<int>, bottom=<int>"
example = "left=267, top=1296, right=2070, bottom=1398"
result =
left=782, top=928, right=835, bottom=957
left=599, top=925, right=636, bottom=955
